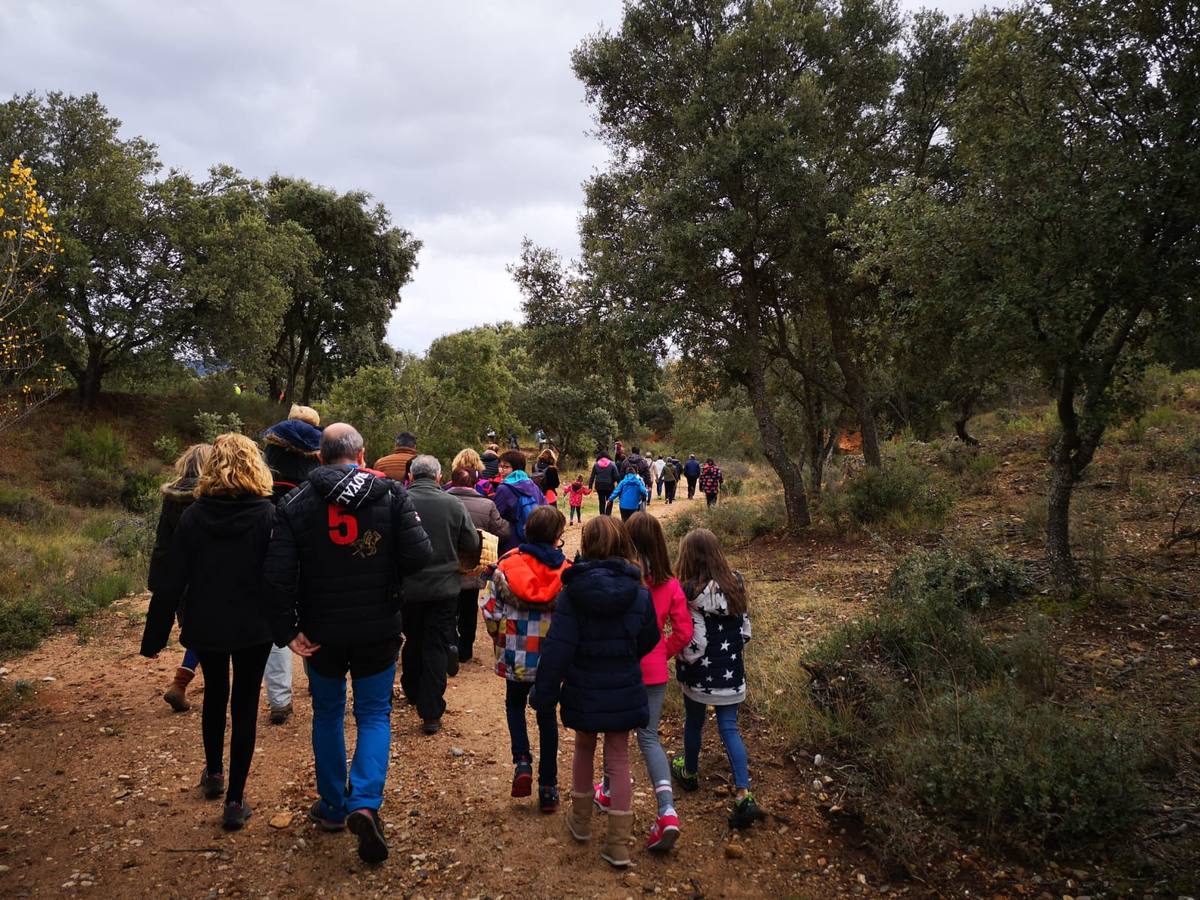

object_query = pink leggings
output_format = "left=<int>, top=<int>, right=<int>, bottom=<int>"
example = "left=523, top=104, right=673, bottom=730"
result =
left=572, top=731, right=632, bottom=812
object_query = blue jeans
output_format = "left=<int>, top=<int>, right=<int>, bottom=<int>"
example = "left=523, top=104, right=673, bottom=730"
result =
left=182, top=648, right=200, bottom=671
left=683, top=696, right=749, bottom=790
left=505, top=680, right=558, bottom=787
left=306, top=661, right=394, bottom=818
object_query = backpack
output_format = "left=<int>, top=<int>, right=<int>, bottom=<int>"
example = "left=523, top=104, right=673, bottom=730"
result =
left=512, top=489, right=543, bottom=543
left=593, top=461, right=617, bottom=490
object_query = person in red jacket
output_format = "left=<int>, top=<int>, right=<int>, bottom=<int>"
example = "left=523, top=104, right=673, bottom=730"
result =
left=593, top=512, right=693, bottom=853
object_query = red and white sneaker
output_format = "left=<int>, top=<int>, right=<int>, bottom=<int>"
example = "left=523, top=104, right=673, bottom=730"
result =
left=645, top=814, right=680, bottom=852
left=592, top=781, right=611, bottom=813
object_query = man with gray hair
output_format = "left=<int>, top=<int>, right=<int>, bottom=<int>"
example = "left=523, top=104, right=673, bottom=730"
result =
left=401, top=454, right=481, bottom=734
left=264, top=423, right=432, bottom=864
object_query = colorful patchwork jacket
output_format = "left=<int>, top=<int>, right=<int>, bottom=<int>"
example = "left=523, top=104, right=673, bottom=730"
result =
left=481, top=543, right=569, bottom=683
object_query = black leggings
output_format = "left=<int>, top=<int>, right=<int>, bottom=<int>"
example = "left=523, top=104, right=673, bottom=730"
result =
left=596, top=489, right=612, bottom=515
left=195, top=643, right=271, bottom=803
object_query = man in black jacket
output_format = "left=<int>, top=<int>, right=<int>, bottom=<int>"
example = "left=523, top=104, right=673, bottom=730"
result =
left=264, top=423, right=432, bottom=864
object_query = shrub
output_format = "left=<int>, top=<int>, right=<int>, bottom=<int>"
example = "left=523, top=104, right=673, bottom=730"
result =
left=106, top=515, right=156, bottom=566
left=0, top=679, right=37, bottom=716
left=63, top=466, right=125, bottom=508
left=895, top=690, right=1143, bottom=844
left=0, top=598, right=52, bottom=655
left=0, top=484, right=63, bottom=525
left=152, top=434, right=180, bottom=463
left=888, top=547, right=1032, bottom=611
left=841, top=455, right=953, bottom=532
left=194, top=411, right=244, bottom=443
left=61, top=424, right=127, bottom=472
left=121, top=467, right=162, bottom=513
left=667, top=493, right=783, bottom=543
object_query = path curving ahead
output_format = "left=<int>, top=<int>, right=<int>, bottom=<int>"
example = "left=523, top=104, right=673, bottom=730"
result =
left=0, top=498, right=868, bottom=898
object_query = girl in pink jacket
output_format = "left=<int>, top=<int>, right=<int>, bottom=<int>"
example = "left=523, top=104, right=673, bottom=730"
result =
left=593, top=511, right=693, bottom=852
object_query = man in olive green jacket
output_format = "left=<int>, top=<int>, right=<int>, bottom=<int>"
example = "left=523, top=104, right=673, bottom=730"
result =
left=400, top=455, right=481, bottom=733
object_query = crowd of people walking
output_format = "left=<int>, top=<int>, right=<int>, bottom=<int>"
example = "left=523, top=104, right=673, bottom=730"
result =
left=140, top=423, right=750, bottom=868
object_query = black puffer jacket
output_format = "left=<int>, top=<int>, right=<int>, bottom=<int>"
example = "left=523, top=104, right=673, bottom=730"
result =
left=263, top=465, right=433, bottom=647
left=140, top=480, right=198, bottom=656
left=142, top=494, right=276, bottom=655
left=532, top=558, right=659, bottom=732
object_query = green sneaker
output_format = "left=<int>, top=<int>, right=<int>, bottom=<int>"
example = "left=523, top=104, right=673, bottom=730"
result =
left=729, top=792, right=766, bottom=829
left=669, top=754, right=698, bottom=792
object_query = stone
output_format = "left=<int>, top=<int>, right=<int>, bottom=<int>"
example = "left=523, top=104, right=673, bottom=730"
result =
left=624, top=873, right=642, bottom=889
left=269, top=811, right=294, bottom=829
left=450, top=747, right=465, bottom=758
left=724, top=843, right=745, bottom=859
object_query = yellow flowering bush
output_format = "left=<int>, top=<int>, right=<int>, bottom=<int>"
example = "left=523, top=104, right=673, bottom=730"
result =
left=1, top=158, right=64, bottom=429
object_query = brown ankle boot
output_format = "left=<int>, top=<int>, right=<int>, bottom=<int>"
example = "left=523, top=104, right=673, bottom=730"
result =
left=164, top=666, right=195, bottom=712
left=600, top=810, right=634, bottom=867
left=567, top=790, right=593, bottom=843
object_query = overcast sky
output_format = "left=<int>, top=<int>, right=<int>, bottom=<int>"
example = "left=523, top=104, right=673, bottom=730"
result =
left=4, top=0, right=982, bottom=354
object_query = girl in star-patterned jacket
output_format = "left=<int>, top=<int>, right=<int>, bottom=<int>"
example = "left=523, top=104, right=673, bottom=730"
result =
left=670, top=528, right=765, bottom=830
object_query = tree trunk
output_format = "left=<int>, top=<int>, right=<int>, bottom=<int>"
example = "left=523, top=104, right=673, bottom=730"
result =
left=744, top=367, right=811, bottom=529
left=954, top=418, right=979, bottom=446
left=76, top=344, right=105, bottom=410
left=953, top=391, right=980, bottom=445
left=1045, top=455, right=1076, bottom=587
left=824, top=296, right=882, bottom=467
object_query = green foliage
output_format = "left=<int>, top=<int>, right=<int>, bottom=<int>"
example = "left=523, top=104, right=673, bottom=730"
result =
left=668, top=492, right=785, bottom=544
left=61, top=424, right=126, bottom=472
left=896, top=691, right=1143, bottom=843
left=120, top=468, right=161, bottom=513
left=837, top=454, right=953, bottom=533
left=888, top=547, right=1032, bottom=611
left=0, top=484, right=63, bottom=525
left=152, top=434, right=180, bottom=463
left=0, top=597, right=52, bottom=654
left=193, top=411, right=243, bottom=443
left=512, top=378, right=617, bottom=464
left=63, top=468, right=124, bottom=508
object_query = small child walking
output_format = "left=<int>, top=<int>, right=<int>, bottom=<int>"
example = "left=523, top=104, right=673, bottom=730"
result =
left=594, top=512, right=694, bottom=852
left=481, top=506, right=571, bottom=812
left=533, top=517, right=659, bottom=868
left=565, top=475, right=592, bottom=525
left=670, top=528, right=765, bottom=829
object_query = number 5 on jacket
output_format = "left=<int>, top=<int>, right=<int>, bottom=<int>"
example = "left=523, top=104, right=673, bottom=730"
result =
left=328, top=505, right=359, bottom=545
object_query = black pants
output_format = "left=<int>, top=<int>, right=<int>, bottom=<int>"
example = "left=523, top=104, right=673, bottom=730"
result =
left=596, top=489, right=612, bottom=515
left=456, top=586, right=480, bottom=662
left=706, top=492, right=718, bottom=508
left=664, top=481, right=677, bottom=503
left=195, top=643, right=272, bottom=804
left=400, top=595, right=456, bottom=722
left=619, top=506, right=636, bottom=521
left=569, top=505, right=583, bottom=523
left=686, top=476, right=698, bottom=499
left=505, top=681, right=558, bottom=787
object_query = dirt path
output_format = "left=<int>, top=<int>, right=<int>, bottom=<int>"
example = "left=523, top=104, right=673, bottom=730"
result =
left=0, top=498, right=875, bottom=899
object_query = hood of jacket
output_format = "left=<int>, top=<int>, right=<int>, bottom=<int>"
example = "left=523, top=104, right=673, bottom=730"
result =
left=262, top=419, right=322, bottom=455
left=495, top=544, right=569, bottom=607
left=499, top=474, right=544, bottom=502
left=616, top=473, right=644, bottom=488
left=595, top=457, right=614, bottom=469
left=562, top=558, right=644, bottom=618
left=187, top=494, right=274, bottom=535
left=687, top=579, right=734, bottom=615
left=161, top=476, right=198, bottom=503
left=309, top=464, right=393, bottom=509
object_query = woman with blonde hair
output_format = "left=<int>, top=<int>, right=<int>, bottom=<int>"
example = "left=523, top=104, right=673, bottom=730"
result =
left=141, top=433, right=277, bottom=831
left=143, top=443, right=212, bottom=712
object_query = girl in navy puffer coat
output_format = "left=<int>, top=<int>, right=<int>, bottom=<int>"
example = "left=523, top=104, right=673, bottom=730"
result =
left=533, top=516, right=659, bottom=867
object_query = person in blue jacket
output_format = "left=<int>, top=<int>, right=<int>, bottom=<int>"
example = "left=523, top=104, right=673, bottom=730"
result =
left=532, top=516, right=659, bottom=868
left=611, top=464, right=649, bottom=522
left=682, top=454, right=702, bottom=500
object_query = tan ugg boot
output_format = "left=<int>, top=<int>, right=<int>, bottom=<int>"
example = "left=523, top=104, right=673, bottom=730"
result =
left=600, top=810, right=634, bottom=867
left=567, top=790, right=593, bottom=843
left=163, top=666, right=195, bottom=712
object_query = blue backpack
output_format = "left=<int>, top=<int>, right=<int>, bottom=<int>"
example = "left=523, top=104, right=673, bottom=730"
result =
left=512, top=489, right=545, bottom=543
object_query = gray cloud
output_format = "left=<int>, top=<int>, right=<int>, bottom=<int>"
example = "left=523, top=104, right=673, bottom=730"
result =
left=5, top=0, right=985, bottom=354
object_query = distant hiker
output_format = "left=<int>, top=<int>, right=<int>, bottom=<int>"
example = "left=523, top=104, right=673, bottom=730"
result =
left=532, top=448, right=560, bottom=504
left=587, top=451, right=621, bottom=516
left=480, top=443, right=501, bottom=480
left=492, top=450, right=546, bottom=553
left=626, top=446, right=652, bottom=498
left=652, top=455, right=666, bottom=499
left=374, top=431, right=418, bottom=484
left=611, top=463, right=650, bottom=522
left=532, top=516, right=659, bottom=868
left=144, top=443, right=213, bottom=713
left=699, top=458, right=724, bottom=508
left=141, top=433, right=276, bottom=831
left=401, top=456, right=481, bottom=729
left=594, top=512, right=692, bottom=852
left=671, top=528, right=764, bottom=830
left=613, top=440, right=625, bottom=464
left=264, top=423, right=433, bottom=863
left=446, top=467, right=509, bottom=665
left=682, top=454, right=701, bottom=500
left=259, top=411, right=325, bottom=725
left=659, top=455, right=679, bottom=505
left=565, top=475, right=591, bottom=525
left=481, top=506, right=570, bottom=814
left=508, top=431, right=520, bottom=450
left=535, top=429, right=547, bottom=450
